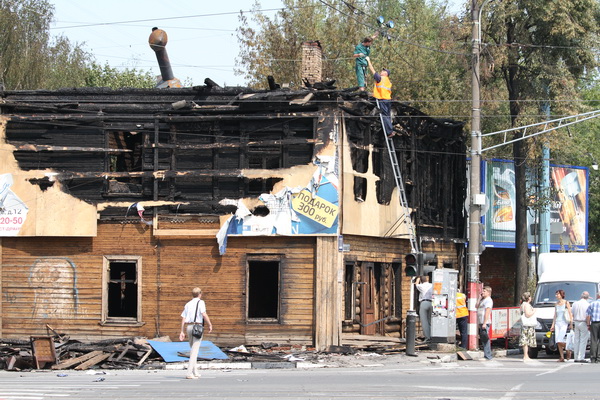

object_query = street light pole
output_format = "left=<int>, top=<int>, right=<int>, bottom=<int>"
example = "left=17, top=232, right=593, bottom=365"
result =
left=467, top=0, right=490, bottom=351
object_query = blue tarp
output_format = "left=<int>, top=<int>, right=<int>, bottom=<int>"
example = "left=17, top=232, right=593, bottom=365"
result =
left=147, top=340, right=229, bottom=362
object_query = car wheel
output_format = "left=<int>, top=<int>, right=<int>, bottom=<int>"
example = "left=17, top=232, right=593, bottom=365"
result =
left=546, top=346, right=557, bottom=356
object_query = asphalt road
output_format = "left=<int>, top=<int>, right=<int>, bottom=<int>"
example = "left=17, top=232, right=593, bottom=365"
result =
left=0, top=355, right=596, bottom=400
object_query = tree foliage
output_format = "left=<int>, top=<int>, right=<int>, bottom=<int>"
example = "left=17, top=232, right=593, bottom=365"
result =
left=480, top=0, right=600, bottom=299
left=84, top=63, right=155, bottom=89
left=236, top=0, right=470, bottom=118
left=551, top=82, right=600, bottom=251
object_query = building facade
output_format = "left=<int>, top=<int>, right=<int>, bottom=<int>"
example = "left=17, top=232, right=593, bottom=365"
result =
left=0, top=85, right=466, bottom=348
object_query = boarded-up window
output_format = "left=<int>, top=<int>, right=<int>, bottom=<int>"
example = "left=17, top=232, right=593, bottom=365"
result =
left=247, top=258, right=280, bottom=321
left=102, top=256, right=142, bottom=324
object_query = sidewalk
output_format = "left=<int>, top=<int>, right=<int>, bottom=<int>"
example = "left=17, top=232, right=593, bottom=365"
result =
left=164, top=347, right=522, bottom=371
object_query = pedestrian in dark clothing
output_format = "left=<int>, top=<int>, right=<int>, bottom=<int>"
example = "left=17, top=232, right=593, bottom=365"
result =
left=586, top=292, right=600, bottom=363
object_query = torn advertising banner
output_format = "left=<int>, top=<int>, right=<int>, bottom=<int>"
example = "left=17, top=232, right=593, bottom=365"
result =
left=291, top=190, right=339, bottom=229
left=216, top=160, right=340, bottom=255
left=0, top=173, right=29, bottom=236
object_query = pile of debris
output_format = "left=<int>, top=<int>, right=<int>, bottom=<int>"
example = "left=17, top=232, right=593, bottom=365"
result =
left=0, top=326, right=159, bottom=371
left=224, top=343, right=318, bottom=364
left=1, top=326, right=431, bottom=371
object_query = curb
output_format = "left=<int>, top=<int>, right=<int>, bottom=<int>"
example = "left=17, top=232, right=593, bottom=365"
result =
left=163, top=349, right=520, bottom=370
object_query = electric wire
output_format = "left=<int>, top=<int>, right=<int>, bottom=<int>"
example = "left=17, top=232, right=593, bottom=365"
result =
left=316, top=0, right=468, bottom=56
left=51, top=7, right=301, bottom=30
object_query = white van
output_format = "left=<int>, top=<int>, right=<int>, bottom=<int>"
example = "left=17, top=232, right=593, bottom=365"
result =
left=530, top=252, right=600, bottom=358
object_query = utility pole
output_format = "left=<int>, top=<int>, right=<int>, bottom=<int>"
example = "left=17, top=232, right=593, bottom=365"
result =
left=467, top=0, right=489, bottom=351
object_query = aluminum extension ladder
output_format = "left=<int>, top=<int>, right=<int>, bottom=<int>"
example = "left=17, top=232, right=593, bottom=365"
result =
left=376, top=99, right=419, bottom=254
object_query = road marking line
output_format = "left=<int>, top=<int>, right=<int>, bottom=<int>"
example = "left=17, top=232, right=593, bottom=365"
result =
left=414, top=385, right=491, bottom=391
left=0, top=394, right=69, bottom=397
left=536, top=363, right=571, bottom=376
left=0, top=396, right=44, bottom=400
left=499, top=383, right=523, bottom=400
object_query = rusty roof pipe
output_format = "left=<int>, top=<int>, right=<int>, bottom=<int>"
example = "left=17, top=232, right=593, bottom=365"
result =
left=149, top=27, right=175, bottom=82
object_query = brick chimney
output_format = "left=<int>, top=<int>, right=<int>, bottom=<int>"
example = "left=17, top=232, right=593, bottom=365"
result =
left=301, top=41, right=322, bottom=85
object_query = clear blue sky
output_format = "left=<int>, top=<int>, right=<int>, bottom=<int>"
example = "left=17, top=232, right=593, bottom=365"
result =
left=49, top=0, right=464, bottom=88
left=49, top=0, right=286, bottom=87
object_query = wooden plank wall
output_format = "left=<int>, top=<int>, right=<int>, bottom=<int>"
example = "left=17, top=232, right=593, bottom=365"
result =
left=1, top=223, right=316, bottom=346
left=314, top=236, right=343, bottom=351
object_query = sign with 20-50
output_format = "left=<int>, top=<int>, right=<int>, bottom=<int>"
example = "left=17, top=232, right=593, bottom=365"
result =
left=291, top=190, right=339, bottom=228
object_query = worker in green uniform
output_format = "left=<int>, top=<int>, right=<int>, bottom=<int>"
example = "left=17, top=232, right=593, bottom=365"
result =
left=353, top=32, right=378, bottom=91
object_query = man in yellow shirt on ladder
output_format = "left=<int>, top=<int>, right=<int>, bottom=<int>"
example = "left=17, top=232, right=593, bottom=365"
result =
left=366, top=57, right=394, bottom=138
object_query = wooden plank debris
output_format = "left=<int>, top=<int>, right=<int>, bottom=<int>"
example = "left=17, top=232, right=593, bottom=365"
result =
left=2, top=336, right=156, bottom=370
left=74, top=352, right=112, bottom=370
left=115, top=345, right=133, bottom=362
left=137, top=349, right=153, bottom=366
left=52, top=350, right=103, bottom=370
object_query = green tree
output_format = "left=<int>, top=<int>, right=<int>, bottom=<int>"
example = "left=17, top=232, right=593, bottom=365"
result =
left=549, top=82, right=600, bottom=251
left=84, top=62, right=156, bottom=89
left=237, top=0, right=363, bottom=89
left=481, top=0, right=600, bottom=301
left=236, top=0, right=470, bottom=119
left=0, top=0, right=93, bottom=89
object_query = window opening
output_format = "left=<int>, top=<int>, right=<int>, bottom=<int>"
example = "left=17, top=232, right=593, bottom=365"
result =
left=391, top=263, right=402, bottom=318
left=105, top=131, right=144, bottom=196
left=344, top=263, right=356, bottom=320
left=108, top=261, right=138, bottom=318
left=102, top=255, right=142, bottom=325
left=247, top=260, right=280, bottom=320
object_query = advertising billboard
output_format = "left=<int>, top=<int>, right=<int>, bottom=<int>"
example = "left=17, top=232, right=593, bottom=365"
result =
left=483, top=160, right=588, bottom=250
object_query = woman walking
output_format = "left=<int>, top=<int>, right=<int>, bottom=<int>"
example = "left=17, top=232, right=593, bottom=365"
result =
left=550, top=289, right=573, bottom=362
left=519, top=292, right=537, bottom=361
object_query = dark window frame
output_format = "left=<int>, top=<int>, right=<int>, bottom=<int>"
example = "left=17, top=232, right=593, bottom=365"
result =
left=246, top=255, right=283, bottom=324
left=101, top=255, right=143, bottom=326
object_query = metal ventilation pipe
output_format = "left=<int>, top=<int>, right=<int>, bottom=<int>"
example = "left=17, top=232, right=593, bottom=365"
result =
left=149, top=27, right=181, bottom=87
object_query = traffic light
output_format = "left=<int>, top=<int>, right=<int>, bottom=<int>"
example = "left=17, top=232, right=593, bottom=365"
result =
left=420, top=253, right=437, bottom=275
left=404, top=253, right=418, bottom=276
left=405, top=253, right=438, bottom=276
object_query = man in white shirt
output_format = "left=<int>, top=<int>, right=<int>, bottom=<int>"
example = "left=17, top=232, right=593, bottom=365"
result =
left=477, top=286, right=494, bottom=360
left=415, top=276, right=433, bottom=341
left=180, top=287, right=213, bottom=379
left=572, top=291, right=591, bottom=362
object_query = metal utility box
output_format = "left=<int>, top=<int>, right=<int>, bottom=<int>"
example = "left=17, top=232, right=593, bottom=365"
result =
left=431, top=269, right=458, bottom=343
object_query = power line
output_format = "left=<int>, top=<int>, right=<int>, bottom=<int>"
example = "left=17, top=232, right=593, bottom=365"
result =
left=316, top=0, right=468, bottom=56
left=55, top=22, right=235, bottom=32
left=51, top=7, right=302, bottom=30
left=484, top=41, right=598, bottom=51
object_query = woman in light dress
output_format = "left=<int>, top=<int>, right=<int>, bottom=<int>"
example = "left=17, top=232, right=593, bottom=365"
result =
left=550, top=289, right=573, bottom=362
left=519, top=292, right=537, bottom=362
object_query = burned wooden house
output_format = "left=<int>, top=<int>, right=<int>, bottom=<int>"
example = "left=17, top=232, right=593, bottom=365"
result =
left=0, top=41, right=466, bottom=349
left=0, top=85, right=466, bottom=348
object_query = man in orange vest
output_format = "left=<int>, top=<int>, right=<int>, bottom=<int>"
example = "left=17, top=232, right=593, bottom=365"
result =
left=456, top=291, right=469, bottom=349
left=366, top=57, right=394, bottom=137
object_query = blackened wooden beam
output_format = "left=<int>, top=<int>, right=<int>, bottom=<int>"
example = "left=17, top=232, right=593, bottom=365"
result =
left=5, top=112, right=321, bottom=123
left=49, top=169, right=249, bottom=180
left=11, top=143, right=132, bottom=152
left=151, top=138, right=319, bottom=150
